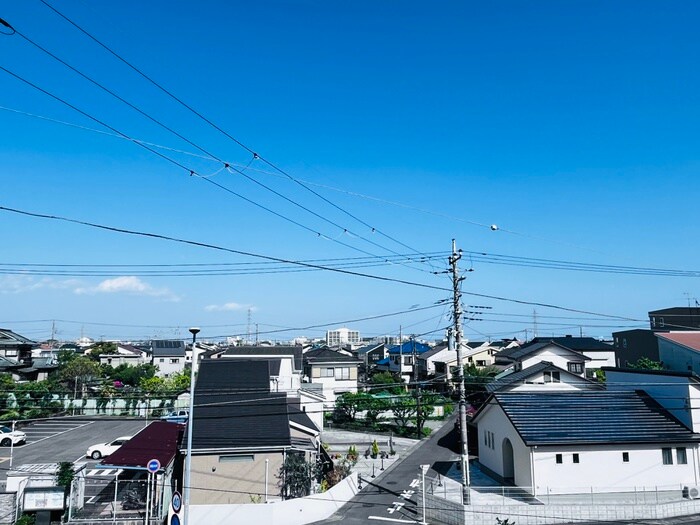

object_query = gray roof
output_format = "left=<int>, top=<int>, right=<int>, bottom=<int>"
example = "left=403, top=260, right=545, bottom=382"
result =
left=304, top=348, right=361, bottom=364
left=418, top=346, right=450, bottom=361
left=0, top=329, right=36, bottom=348
left=196, top=359, right=271, bottom=394
left=288, top=406, right=319, bottom=433
left=501, top=341, right=592, bottom=362
left=529, top=336, right=613, bottom=352
left=151, top=340, right=186, bottom=357
left=486, top=361, right=600, bottom=393
left=485, top=391, right=700, bottom=446
left=355, top=343, right=385, bottom=355
left=224, top=346, right=303, bottom=371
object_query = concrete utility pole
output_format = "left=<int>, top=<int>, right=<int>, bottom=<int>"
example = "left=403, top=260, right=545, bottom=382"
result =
left=183, top=327, right=200, bottom=525
left=449, top=239, right=470, bottom=504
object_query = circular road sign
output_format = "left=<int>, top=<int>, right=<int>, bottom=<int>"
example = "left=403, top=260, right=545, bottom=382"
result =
left=172, top=491, right=182, bottom=513
left=147, top=458, right=161, bottom=474
left=170, top=514, right=181, bottom=525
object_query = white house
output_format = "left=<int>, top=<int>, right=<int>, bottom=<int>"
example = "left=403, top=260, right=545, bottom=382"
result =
left=497, top=340, right=590, bottom=377
left=326, top=327, right=361, bottom=347
left=486, top=361, right=603, bottom=393
left=472, top=391, right=700, bottom=496
left=303, top=347, right=361, bottom=406
left=150, top=339, right=186, bottom=377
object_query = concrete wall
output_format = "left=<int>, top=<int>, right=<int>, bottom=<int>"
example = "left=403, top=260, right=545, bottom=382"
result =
left=190, top=472, right=358, bottom=525
left=190, top=451, right=284, bottom=504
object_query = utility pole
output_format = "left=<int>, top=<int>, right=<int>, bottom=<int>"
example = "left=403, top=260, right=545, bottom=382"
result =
left=412, top=336, right=422, bottom=439
left=449, top=239, right=470, bottom=504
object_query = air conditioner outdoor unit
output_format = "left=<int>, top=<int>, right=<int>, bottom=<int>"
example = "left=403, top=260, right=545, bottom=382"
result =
left=684, top=485, right=700, bottom=499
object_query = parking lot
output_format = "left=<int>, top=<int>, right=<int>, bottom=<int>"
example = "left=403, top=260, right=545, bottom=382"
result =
left=0, top=417, right=151, bottom=481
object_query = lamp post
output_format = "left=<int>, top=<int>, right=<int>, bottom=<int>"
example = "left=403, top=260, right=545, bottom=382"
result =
left=420, top=464, right=429, bottom=525
left=183, top=327, right=200, bottom=525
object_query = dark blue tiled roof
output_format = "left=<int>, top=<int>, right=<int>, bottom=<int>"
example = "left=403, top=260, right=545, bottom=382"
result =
left=490, top=391, right=700, bottom=445
left=388, top=342, right=431, bottom=355
left=503, top=341, right=591, bottom=362
left=530, top=336, right=613, bottom=352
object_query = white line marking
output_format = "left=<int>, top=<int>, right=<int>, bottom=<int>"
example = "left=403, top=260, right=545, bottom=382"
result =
left=21, top=421, right=94, bottom=448
left=368, top=517, right=416, bottom=523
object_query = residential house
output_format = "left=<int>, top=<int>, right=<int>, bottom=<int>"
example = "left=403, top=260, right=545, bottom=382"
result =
left=151, top=339, right=186, bottom=377
left=387, top=341, right=431, bottom=383
left=604, top=367, right=700, bottom=432
left=18, top=356, right=58, bottom=382
left=496, top=340, right=590, bottom=378
left=220, top=345, right=303, bottom=394
left=472, top=391, right=700, bottom=495
left=0, top=328, right=36, bottom=364
left=303, top=347, right=361, bottom=405
left=187, top=359, right=319, bottom=505
left=649, top=306, right=700, bottom=331
left=352, top=343, right=387, bottom=379
left=518, top=336, right=615, bottom=378
left=655, top=332, right=700, bottom=375
left=486, top=361, right=603, bottom=393
left=612, top=328, right=661, bottom=365
left=98, top=344, right=147, bottom=368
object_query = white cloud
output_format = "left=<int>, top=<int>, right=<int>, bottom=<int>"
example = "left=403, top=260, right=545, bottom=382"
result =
left=205, top=302, right=255, bottom=312
left=0, top=275, right=81, bottom=294
left=75, top=276, right=180, bottom=302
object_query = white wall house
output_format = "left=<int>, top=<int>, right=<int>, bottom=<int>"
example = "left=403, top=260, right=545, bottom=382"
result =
left=303, top=348, right=361, bottom=406
left=326, top=327, right=360, bottom=346
left=473, top=391, right=700, bottom=496
left=151, top=339, right=187, bottom=377
left=500, top=341, right=590, bottom=377
left=486, top=361, right=602, bottom=393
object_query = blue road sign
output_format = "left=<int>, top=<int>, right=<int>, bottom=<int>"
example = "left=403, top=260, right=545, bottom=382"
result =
left=170, top=514, right=181, bottom=525
left=172, top=491, right=182, bottom=513
left=147, top=458, right=161, bottom=473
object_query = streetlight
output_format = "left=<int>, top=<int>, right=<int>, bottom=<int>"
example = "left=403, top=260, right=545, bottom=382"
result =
left=183, top=327, right=200, bottom=525
left=420, top=464, right=429, bottom=525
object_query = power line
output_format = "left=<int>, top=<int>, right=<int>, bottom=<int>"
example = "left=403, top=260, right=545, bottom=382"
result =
left=35, top=0, right=438, bottom=268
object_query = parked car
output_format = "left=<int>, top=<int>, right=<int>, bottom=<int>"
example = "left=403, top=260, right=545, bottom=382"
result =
left=160, top=410, right=189, bottom=423
left=86, top=436, right=131, bottom=460
left=0, top=426, right=26, bottom=446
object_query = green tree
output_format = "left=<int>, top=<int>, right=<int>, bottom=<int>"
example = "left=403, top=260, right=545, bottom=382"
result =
left=87, top=342, right=117, bottom=361
left=361, top=395, right=390, bottom=426
left=334, top=392, right=364, bottom=422
left=392, top=395, right=417, bottom=429
left=104, top=363, right=157, bottom=387
left=278, top=453, right=320, bottom=500
left=368, top=371, right=403, bottom=394
left=59, top=356, right=101, bottom=396
left=628, top=357, right=664, bottom=370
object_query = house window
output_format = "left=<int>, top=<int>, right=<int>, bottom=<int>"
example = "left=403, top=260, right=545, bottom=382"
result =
left=662, top=448, right=673, bottom=465
left=403, top=356, right=413, bottom=365
left=170, top=358, right=179, bottom=364
left=572, top=453, right=580, bottom=464
left=476, top=360, right=486, bottom=367
left=323, top=368, right=334, bottom=377
left=555, top=454, right=563, bottom=464
left=544, top=371, right=561, bottom=383
left=659, top=317, right=665, bottom=327
left=219, top=454, right=254, bottom=463
left=622, top=338, right=628, bottom=349
left=622, top=452, right=629, bottom=462
left=334, top=367, right=350, bottom=380
left=677, top=447, right=688, bottom=465
left=159, top=358, right=165, bottom=363
left=567, top=362, right=584, bottom=374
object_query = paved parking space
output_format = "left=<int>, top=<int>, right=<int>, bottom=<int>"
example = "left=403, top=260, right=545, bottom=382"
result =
left=19, top=419, right=94, bottom=446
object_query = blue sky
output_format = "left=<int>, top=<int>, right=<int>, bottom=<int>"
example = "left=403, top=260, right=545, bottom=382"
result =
left=1, top=1, right=699, bottom=343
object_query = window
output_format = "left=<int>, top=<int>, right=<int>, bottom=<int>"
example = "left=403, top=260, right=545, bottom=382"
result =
left=170, top=358, right=179, bottom=364
left=334, top=367, right=350, bottom=380
left=403, top=356, right=413, bottom=365
left=659, top=317, right=665, bottom=328
left=567, top=362, right=584, bottom=374
left=476, top=360, right=486, bottom=367
left=322, top=368, right=334, bottom=377
left=662, top=448, right=673, bottom=465
left=677, top=447, right=688, bottom=465
left=219, top=454, right=254, bottom=463
left=544, top=371, right=561, bottom=383
left=573, top=453, right=580, bottom=464
left=555, top=454, right=563, bottom=464
left=622, top=452, right=629, bottom=462
left=159, top=358, right=165, bottom=363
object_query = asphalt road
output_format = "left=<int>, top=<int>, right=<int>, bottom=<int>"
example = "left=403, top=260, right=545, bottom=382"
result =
left=0, top=417, right=150, bottom=481
left=316, top=416, right=460, bottom=525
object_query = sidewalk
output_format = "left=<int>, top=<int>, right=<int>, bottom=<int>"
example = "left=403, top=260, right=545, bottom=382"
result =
left=320, top=427, right=419, bottom=479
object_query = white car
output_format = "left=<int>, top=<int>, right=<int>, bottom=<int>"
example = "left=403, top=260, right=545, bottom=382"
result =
left=86, top=436, right=132, bottom=460
left=0, top=426, right=26, bottom=446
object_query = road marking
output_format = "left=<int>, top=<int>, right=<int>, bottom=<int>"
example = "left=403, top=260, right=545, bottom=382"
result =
left=368, top=517, right=416, bottom=523
left=21, top=421, right=94, bottom=448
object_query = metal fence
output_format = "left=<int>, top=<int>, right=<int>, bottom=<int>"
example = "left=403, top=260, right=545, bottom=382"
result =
left=425, top=474, right=689, bottom=507
left=69, top=474, right=166, bottom=523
